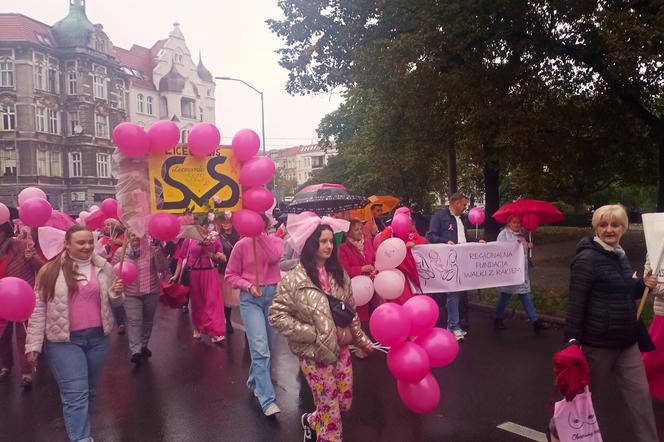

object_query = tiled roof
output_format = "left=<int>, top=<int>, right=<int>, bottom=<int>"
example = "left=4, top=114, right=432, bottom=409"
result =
left=0, top=13, right=58, bottom=48
left=269, top=144, right=330, bottom=158
left=114, top=44, right=156, bottom=90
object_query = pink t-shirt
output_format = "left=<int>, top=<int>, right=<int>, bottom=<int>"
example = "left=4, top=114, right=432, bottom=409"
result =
left=68, top=266, right=102, bottom=332
left=318, top=267, right=331, bottom=294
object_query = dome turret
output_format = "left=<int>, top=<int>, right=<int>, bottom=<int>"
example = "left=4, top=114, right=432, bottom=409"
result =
left=52, top=0, right=94, bottom=48
left=159, top=60, right=186, bottom=92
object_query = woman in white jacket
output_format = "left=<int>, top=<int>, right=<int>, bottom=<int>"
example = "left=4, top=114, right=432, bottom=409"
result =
left=25, top=225, right=123, bottom=442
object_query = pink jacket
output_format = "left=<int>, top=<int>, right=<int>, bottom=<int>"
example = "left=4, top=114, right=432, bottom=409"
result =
left=225, top=234, right=284, bottom=291
left=338, top=240, right=375, bottom=278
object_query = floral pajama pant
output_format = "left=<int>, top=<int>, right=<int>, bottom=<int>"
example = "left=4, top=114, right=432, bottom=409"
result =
left=299, top=347, right=353, bottom=442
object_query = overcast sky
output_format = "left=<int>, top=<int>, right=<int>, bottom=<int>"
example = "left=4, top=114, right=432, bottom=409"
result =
left=4, top=0, right=343, bottom=151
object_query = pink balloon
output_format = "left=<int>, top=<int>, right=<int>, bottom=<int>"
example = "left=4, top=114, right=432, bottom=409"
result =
left=403, top=295, right=439, bottom=337
left=0, top=203, right=9, bottom=224
left=232, top=209, right=265, bottom=237
left=375, top=237, right=407, bottom=271
left=391, top=214, right=412, bottom=241
left=113, top=122, right=150, bottom=157
left=101, top=198, right=119, bottom=218
left=468, top=207, right=485, bottom=226
left=351, top=275, right=374, bottom=307
left=414, top=327, right=459, bottom=368
left=188, top=122, right=221, bottom=157
left=18, top=187, right=47, bottom=205
left=148, top=120, right=181, bottom=154
left=79, top=211, right=90, bottom=221
left=148, top=213, right=181, bottom=242
left=397, top=373, right=441, bottom=414
left=232, top=129, right=261, bottom=161
left=522, top=212, right=539, bottom=232
left=0, top=277, right=36, bottom=322
left=369, top=303, right=410, bottom=346
left=114, top=261, right=137, bottom=285
left=387, top=342, right=431, bottom=382
left=242, top=187, right=275, bottom=213
left=374, top=269, right=405, bottom=300
left=19, top=197, right=53, bottom=227
left=239, top=156, right=276, bottom=187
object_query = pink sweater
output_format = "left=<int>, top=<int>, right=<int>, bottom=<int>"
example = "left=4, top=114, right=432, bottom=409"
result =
left=225, top=234, right=284, bottom=291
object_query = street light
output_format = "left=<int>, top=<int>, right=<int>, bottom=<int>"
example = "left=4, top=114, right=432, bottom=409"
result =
left=214, top=76, right=266, bottom=155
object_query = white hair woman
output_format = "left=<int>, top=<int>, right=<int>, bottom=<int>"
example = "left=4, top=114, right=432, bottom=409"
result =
left=565, top=204, right=658, bottom=442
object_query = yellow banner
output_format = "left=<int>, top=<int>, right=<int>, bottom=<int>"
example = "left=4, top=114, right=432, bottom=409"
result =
left=148, top=145, right=242, bottom=213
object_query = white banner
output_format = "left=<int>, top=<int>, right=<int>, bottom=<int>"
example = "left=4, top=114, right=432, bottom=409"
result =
left=411, top=241, right=525, bottom=293
left=642, top=213, right=664, bottom=282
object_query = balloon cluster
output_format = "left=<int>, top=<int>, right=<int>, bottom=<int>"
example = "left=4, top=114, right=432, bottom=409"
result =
left=76, top=198, right=122, bottom=230
left=113, top=120, right=220, bottom=158
left=370, top=298, right=459, bottom=414
left=17, top=187, right=52, bottom=228
left=231, top=129, right=276, bottom=237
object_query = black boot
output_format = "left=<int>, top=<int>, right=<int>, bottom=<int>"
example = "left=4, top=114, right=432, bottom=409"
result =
left=533, top=319, right=550, bottom=332
left=130, top=353, right=142, bottom=365
left=225, top=307, right=234, bottom=334
left=494, top=318, right=506, bottom=330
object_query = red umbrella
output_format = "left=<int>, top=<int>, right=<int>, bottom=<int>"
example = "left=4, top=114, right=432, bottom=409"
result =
left=492, top=199, right=564, bottom=227
left=553, top=345, right=590, bottom=401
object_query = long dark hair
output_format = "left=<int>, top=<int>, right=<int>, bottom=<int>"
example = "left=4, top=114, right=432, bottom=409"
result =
left=299, top=224, right=345, bottom=291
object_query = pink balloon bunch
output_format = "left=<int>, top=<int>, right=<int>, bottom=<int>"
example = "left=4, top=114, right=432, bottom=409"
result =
left=189, top=122, right=221, bottom=157
left=101, top=198, right=119, bottom=218
left=231, top=128, right=276, bottom=237
left=369, top=295, right=459, bottom=414
left=373, top=237, right=408, bottom=300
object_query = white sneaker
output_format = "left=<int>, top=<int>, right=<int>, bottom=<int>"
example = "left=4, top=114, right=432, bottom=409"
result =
left=264, top=403, right=281, bottom=416
left=453, top=329, right=465, bottom=341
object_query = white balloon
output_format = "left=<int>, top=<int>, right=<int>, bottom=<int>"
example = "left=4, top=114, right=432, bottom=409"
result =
left=89, top=205, right=100, bottom=212
left=79, top=211, right=90, bottom=221
left=374, top=269, right=405, bottom=300
left=375, top=237, right=407, bottom=271
left=351, top=275, right=374, bottom=307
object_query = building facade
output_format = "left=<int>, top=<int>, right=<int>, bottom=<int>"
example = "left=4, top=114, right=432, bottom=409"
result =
left=0, top=0, right=215, bottom=212
left=269, top=144, right=337, bottom=198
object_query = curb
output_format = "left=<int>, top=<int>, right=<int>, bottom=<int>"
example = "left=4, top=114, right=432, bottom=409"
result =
left=469, top=301, right=565, bottom=326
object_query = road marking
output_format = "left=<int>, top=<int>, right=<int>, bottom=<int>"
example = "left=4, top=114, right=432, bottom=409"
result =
left=497, top=422, right=547, bottom=442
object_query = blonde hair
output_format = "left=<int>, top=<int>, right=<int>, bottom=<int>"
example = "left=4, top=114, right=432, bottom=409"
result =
left=592, top=204, right=628, bottom=230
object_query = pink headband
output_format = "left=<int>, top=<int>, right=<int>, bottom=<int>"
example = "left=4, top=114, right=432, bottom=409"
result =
left=286, top=212, right=350, bottom=254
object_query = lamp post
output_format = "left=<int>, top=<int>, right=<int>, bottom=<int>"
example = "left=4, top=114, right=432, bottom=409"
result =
left=214, top=76, right=266, bottom=155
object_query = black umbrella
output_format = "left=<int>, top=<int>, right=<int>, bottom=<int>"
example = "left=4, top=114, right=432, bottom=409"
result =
left=285, top=183, right=368, bottom=215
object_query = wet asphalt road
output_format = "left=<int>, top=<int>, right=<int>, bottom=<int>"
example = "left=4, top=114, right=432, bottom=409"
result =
left=2, top=304, right=664, bottom=442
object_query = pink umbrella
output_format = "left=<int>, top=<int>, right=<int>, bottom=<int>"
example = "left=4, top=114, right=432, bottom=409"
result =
left=44, top=211, right=76, bottom=231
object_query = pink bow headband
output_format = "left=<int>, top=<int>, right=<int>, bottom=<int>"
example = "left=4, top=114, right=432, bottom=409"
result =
left=38, top=227, right=104, bottom=260
left=286, top=212, right=350, bottom=254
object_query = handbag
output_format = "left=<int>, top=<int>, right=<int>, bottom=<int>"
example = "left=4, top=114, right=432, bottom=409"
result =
left=326, top=294, right=356, bottom=327
left=552, top=387, right=603, bottom=442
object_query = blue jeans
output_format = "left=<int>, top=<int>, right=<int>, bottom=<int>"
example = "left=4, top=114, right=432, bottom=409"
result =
left=446, top=291, right=464, bottom=331
left=45, top=327, right=110, bottom=442
left=239, top=284, right=277, bottom=411
left=495, top=292, right=538, bottom=322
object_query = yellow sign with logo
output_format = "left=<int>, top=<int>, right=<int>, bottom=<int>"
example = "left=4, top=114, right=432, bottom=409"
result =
left=148, top=145, right=242, bottom=213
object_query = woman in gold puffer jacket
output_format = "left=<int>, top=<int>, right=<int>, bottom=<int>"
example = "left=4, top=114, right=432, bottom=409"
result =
left=269, top=224, right=373, bottom=442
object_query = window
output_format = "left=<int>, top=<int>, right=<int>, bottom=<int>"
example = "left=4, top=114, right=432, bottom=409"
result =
left=34, top=64, right=45, bottom=90
left=181, top=98, right=195, bottom=118
left=1, top=105, right=15, bottom=130
left=160, top=97, right=168, bottom=118
left=95, top=37, right=105, bottom=53
left=146, top=96, right=153, bottom=115
left=115, top=80, right=125, bottom=110
left=68, top=111, right=80, bottom=135
left=47, top=109, right=59, bottom=134
left=137, top=94, right=144, bottom=113
left=0, top=149, right=16, bottom=176
left=181, top=129, right=189, bottom=144
left=95, top=114, right=109, bottom=138
left=51, top=150, right=62, bottom=176
left=96, top=153, right=111, bottom=178
left=35, top=106, right=46, bottom=132
left=93, top=75, right=106, bottom=99
left=0, top=60, right=14, bottom=87
left=69, top=152, right=82, bottom=177
left=312, top=156, right=325, bottom=168
left=47, top=67, right=58, bottom=93
left=199, top=107, right=203, bottom=121
left=68, top=72, right=77, bottom=94
left=37, top=150, right=49, bottom=176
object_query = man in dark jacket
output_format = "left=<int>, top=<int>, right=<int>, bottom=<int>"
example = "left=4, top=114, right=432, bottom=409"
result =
left=427, top=193, right=481, bottom=340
